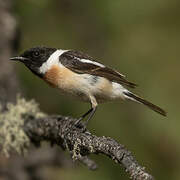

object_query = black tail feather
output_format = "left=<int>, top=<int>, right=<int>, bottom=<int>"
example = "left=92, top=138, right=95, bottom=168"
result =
left=123, top=92, right=167, bottom=116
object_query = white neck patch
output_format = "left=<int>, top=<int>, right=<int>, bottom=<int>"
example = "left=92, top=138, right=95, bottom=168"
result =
left=39, top=49, right=68, bottom=74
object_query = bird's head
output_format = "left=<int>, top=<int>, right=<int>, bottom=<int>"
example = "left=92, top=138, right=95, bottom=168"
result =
left=10, top=46, right=57, bottom=77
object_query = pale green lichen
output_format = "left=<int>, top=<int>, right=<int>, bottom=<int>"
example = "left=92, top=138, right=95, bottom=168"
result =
left=0, top=95, right=46, bottom=157
left=71, top=138, right=95, bottom=161
left=72, top=138, right=82, bottom=160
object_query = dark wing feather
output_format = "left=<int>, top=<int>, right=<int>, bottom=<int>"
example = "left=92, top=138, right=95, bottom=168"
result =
left=60, top=50, right=137, bottom=88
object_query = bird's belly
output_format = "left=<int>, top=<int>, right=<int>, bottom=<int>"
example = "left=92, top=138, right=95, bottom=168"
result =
left=43, top=65, right=120, bottom=103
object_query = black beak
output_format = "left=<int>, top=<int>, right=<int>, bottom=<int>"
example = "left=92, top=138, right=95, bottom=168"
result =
left=10, top=57, right=29, bottom=61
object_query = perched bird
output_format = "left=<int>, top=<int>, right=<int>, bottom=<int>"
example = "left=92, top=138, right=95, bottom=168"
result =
left=10, top=46, right=166, bottom=125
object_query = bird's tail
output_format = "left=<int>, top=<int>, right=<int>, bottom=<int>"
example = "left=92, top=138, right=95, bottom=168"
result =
left=123, top=91, right=167, bottom=116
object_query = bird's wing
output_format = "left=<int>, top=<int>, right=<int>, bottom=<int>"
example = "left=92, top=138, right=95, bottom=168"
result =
left=59, top=50, right=137, bottom=88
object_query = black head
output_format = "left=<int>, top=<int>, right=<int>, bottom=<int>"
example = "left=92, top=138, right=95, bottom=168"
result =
left=10, top=46, right=56, bottom=77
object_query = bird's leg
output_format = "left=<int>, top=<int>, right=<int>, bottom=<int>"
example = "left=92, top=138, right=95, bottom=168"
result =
left=75, top=108, right=93, bottom=125
left=84, top=105, right=97, bottom=126
left=75, top=95, right=98, bottom=128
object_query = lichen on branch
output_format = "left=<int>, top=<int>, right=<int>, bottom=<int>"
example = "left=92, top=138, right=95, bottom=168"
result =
left=0, top=96, right=45, bottom=156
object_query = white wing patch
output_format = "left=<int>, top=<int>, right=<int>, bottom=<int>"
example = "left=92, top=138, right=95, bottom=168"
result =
left=79, top=59, right=105, bottom=68
left=115, top=70, right=126, bottom=77
left=40, top=49, right=68, bottom=74
left=77, top=57, right=125, bottom=77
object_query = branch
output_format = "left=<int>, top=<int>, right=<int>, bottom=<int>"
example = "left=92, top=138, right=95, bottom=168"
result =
left=0, top=97, right=154, bottom=180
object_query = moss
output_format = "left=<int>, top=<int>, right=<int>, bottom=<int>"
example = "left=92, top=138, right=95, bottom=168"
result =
left=0, top=95, right=46, bottom=157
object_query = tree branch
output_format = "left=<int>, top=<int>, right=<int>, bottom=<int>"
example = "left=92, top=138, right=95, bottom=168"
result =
left=25, top=114, right=154, bottom=180
left=0, top=97, right=154, bottom=180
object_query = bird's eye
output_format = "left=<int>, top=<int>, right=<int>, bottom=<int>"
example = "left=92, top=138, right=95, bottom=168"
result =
left=33, top=51, right=40, bottom=57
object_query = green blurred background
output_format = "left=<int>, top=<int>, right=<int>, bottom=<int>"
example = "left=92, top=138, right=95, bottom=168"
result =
left=13, top=0, right=180, bottom=179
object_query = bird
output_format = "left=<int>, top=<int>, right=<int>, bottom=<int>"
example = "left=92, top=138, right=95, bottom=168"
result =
left=10, top=46, right=166, bottom=126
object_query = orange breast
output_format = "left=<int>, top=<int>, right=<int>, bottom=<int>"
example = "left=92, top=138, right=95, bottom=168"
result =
left=43, top=65, right=63, bottom=88
left=43, top=64, right=77, bottom=89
